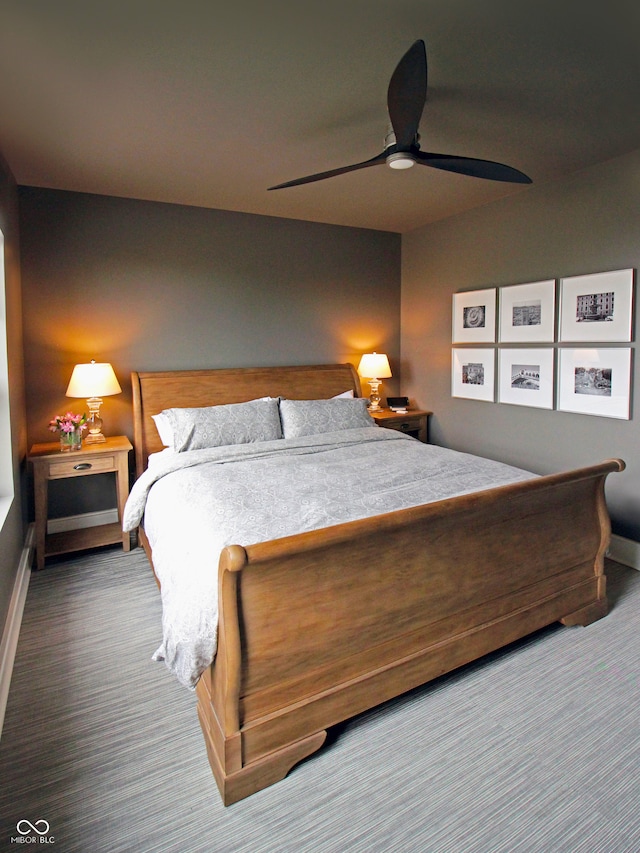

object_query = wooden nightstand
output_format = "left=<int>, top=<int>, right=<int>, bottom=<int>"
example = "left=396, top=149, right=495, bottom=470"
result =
left=28, top=435, right=133, bottom=570
left=371, top=409, right=431, bottom=443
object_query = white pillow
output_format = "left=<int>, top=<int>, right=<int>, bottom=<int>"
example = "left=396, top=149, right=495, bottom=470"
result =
left=332, top=389, right=354, bottom=398
left=161, top=398, right=283, bottom=452
left=279, top=397, right=374, bottom=439
left=152, top=412, right=174, bottom=447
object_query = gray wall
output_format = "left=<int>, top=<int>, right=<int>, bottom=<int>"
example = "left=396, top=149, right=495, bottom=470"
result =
left=19, top=188, right=401, bottom=515
left=402, top=148, right=640, bottom=540
left=0, top=153, right=27, bottom=630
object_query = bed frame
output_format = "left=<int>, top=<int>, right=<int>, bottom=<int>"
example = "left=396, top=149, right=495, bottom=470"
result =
left=131, top=363, right=624, bottom=805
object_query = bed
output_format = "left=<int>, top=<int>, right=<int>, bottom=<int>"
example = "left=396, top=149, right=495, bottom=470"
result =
left=126, top=362, right=624, bottom=805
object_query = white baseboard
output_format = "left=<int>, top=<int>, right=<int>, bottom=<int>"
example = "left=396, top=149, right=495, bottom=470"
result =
left=47, top=508, right=119, bottom=534
left=608, top=534, right=640, bottom=571
left=0, top=524, right=34, bottom=740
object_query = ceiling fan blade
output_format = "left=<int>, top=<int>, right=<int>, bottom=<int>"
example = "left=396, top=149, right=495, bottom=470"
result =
left=415, top=151, right=532, bottom=184
left=387, top=40, right=427, bottom=150
left=268, top=151, right=386, bottom=190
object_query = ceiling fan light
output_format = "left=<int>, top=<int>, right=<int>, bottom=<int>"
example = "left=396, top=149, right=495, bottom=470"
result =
left=387, top=152, right=415, bottom=170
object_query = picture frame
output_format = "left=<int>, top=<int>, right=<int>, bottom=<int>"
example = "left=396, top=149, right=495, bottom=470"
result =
left=498, top=279, right=556, bottom=342
left=452, top=289, right=496, bottom=343
left=498, top=348, right=555, bottom=409
left=557, top=348, right=632, bottom=419
left=452, top=348, right=495, bottom=402
left=559, top=268, right=634, bottom=342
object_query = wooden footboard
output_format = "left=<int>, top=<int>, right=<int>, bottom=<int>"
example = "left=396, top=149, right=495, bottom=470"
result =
left=195, top=458, right=624, bottom=805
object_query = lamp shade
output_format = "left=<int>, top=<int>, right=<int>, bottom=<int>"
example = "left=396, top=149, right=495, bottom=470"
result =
left=66, top=361, right=122, bottom=398
left=357, top=352, right=392, bottom=379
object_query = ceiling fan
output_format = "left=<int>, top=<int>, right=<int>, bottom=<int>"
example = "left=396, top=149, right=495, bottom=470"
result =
left=268, top=40, right=531, bottom=191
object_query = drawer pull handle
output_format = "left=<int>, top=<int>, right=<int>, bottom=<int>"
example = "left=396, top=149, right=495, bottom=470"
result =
left=73, top=463, right=93, bottom=471
left=401, top=423, right=410, bottom=430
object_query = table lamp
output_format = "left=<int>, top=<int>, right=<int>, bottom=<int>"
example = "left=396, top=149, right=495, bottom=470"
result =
left=66, top=360, right=122, bottom=444
left=357, top=352, right=392, bottom=412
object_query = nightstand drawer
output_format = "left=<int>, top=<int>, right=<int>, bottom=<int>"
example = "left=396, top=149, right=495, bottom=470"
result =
left=371, top=409, right=431, bottom=443
left=388, top=420, right=416, bottom=433
left=47, top=454, right=117, bottom=478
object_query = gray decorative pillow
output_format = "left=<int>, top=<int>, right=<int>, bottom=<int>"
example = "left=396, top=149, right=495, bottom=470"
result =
left=163, top=398, right=283, bottom=452
left=279, top=398, right=375, bottom=438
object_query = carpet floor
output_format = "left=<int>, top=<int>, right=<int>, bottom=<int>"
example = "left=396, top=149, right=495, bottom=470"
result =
left=0, top=547, right=639, bottom=852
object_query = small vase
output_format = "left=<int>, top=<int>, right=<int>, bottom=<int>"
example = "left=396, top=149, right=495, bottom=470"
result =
left=60, top=431, right=82, bottom=452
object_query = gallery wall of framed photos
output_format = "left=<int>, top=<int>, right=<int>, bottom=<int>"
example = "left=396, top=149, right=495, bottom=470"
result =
left=451, top=268, right=635, bottom=419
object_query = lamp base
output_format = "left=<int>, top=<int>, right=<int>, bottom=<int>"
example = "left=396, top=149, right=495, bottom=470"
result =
left=368, top=379, right=382, bottom=412
left=85, top=432, right=107, bottom=444
left=85, top=398, right=106, bottom=444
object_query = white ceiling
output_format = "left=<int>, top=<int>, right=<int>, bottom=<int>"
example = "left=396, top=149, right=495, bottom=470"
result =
left=1, top=0, right=639, bottom=234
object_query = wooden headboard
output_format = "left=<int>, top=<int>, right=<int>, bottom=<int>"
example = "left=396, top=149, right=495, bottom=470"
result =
left=131, top=363, right=362, bottom=476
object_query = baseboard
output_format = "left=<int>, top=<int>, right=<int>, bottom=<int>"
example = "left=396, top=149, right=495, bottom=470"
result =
left=0, top=523, right=34, bottom=740
left=47, top=508, right=119, bottom=534
left=608, top=534, right=640, bottom=571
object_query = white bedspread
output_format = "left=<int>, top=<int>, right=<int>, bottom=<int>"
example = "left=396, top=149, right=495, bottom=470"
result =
left=124, top=428, right=535, bottom=688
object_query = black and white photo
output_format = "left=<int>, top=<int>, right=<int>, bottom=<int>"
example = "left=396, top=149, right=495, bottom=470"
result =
left=559, top=269, right=633, bottom=342
left=512, top=301, right=541, bottom=327
left=462, top=362, right=485, bottom=384
left=453, top=289, right=496, bottom=343
left=574, top=366, right=612, bottom=396
left=575, top=292, right=614, bottom=323
left=498, top=348, right=554, bottom=409
left=511, top=364, right=540, bottom=390
left=499, top=280, right=555, bottom=342
left=452, top=348, right=495, bottom=401
left=558, top=348, right=631, bottom=418
left=463, top=305, right=486, bottom=329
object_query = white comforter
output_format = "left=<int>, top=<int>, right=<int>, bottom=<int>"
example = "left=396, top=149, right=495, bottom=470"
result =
left=124, top=428, right=534, bottom=688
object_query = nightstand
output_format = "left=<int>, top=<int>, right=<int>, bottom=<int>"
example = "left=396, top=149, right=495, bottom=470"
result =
left=28, top=435, right=133, bottom=571
left=371, top=409, right=431, bottom=443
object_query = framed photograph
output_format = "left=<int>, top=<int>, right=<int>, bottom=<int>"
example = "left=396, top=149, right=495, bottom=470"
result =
left=559, top=268, right=634, bottom=342
left=452, top=348, right=495, bottom=402
left=499, top=279, right=556, bottom=342
left=452, top=289, right=496, bottom=343
left=557, top=348, right=632, bottom=419
left=498, top=348, right=555, bottom=409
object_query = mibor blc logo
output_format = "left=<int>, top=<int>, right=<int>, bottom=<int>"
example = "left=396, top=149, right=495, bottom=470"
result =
left=11, top=819, right=55, bottom=844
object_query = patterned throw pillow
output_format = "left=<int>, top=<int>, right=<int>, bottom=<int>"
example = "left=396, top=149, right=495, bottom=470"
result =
left=279, top=398, right=374, bottom=438
left=163, top=398, right=283, bottom=452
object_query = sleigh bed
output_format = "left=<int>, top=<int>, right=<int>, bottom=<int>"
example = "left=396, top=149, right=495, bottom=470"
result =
left=126, top=362, right=624, bottom=805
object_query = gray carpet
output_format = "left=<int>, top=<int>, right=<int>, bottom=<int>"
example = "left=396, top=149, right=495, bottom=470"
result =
left=0, top=546, right=639, bottom=853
